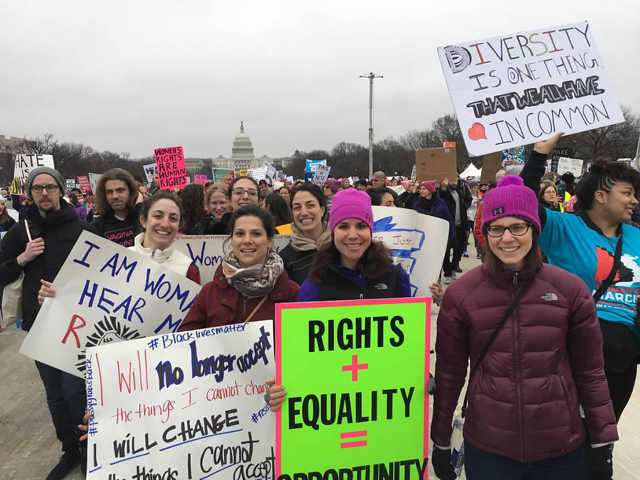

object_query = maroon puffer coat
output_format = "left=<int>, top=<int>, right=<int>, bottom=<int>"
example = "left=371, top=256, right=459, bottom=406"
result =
left=431, top=264, right=617, bottom=462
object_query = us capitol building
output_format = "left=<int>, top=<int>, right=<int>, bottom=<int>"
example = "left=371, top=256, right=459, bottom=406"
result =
left=185, top=122, right=302, bottom=176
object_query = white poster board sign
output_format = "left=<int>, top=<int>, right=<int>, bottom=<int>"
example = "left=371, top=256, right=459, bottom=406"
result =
left=174, top=235, right=292, bottom=286
left=312, top=164, right=331, bottom=187
left=143, top=163, right=157, bottom=183
left=20, top=231, right=202, bottom=378
left=85, top=321, right=275, bottom=480
left=14, top=154, right=55, bottom=181
left=438, top=21, right=625, bottom=156
left=372, top=206, right=448, bottom=297
left=557, top=157, right=584, bottom=177
left=88, top=173, right=101, bottom=194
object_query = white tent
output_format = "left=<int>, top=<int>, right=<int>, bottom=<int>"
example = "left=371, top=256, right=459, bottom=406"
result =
left=460, top=163, right=481, bottom=180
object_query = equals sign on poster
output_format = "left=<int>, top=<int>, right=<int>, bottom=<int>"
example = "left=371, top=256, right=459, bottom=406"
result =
left=340, top=430, right=367, bottom=448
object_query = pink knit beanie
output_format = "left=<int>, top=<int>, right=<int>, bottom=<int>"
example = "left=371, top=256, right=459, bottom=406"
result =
left=329, top=189, right=374, bottom=233
left=481, top=175, right=541, bottom=234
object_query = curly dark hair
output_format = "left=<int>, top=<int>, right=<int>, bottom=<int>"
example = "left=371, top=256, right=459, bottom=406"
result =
left=178, top=184, right=205, bottom=233
left=141, top=191, right=184, bottom=230
left=576, top=160, right=640, bottom=211
left=309, top=239, right=393, bottom=284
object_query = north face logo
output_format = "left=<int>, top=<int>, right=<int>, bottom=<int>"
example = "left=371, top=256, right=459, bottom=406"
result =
left=541, top=293, right=558, bottom=301
left=374, top=283, right=389, bottom=290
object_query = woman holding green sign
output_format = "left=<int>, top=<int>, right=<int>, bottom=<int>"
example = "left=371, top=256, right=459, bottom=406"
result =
left=267, top=188, right=443, bottom=411
left=430, top=175, right=617, bottom=480
left=297, top=188, right=412, bottom=301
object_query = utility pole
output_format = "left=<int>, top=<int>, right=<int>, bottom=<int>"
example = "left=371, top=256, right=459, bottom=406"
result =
left=360, top=72, right=383, bottom=179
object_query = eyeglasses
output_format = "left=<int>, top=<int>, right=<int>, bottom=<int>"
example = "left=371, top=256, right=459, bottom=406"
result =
left=487, top=223, right=532, bottom=237
left=232, top=188, right=258, bottom=197
left=31, top=185, right=59, bottom=193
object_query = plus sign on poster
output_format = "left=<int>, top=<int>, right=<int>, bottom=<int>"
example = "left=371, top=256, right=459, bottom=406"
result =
left=275, top=298, right=430, bottom=479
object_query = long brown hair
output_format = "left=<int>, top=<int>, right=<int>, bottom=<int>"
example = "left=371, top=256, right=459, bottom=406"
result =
left=309, top=239, right=393, bottom=284
left=95, top=168, right=139, bottom=215
left=484, top=228, right=543, bottom=273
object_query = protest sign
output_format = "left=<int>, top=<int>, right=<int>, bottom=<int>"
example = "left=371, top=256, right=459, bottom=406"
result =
left=154, top=146, right=187, bottom=190
left=143, top=163, right=157, bottom=183
left=410, top=164, right=417, bottom=182
left=14, top=154, right=54, bottom=182
left=501, top=146, right=525, bottom=166
left=557, top=157, right=584, bottom=177
left=89, top=173, right=101, bottom=194
left=415, top=146, right=457, bottom=183
left=174, top=235, right=292, bottom=286
left=265, top=162, right=277, bottom=183
left=438, top=21, right=625, bottom=156
left=78, top=175, right=91, bottom=193
left=212, top=168, right=235, bottom=184
left=372, top=206, right=448, bottom=296
left=194, top=174, right=208, bottom=185
left=66, top=179, right=76, bottom=191
left=550, top=147, right=574, bottom=172
left=312, top=164, right=331, bottom=186
left=20, top=231, right=201, bottom=378
left=248, top=166, right=268, bottom=182
left=275, top=298, right=430, bottom=479
left=84, top=320, right=275, bottom=480
left=480, top=152, right=503, bottom=183
left=305, top=159, right=327, bottom=174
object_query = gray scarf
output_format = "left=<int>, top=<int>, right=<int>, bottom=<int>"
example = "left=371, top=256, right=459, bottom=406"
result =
left=290, top=222, right=332, bottom=252
left=222, top=243, right=284, bottom=298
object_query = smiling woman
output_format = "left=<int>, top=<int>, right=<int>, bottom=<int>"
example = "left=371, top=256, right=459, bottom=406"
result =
left=278, top=184, right=331, bottom=285
left=178, top=205, right=299, bottom=331
left=431, top=174, right=618, bottom=480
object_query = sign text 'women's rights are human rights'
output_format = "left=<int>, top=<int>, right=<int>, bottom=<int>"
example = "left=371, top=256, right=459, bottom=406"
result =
left=276, top=298, right=431, bottom=480
left=438, top=21, right=624, bottom=156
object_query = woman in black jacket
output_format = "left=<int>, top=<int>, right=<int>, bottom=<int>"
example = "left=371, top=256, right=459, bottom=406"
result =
left=278, top=184, right=331, bottom=285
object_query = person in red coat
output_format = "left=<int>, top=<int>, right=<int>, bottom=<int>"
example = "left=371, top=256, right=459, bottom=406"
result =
left=431, top=175, right=618, bottom=480
left=179, top=205, right=299, bottom=330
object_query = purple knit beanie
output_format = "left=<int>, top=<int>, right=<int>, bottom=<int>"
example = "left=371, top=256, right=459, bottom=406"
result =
left=329, top=188, right=374, bottom=233
left=324, top=179, right=342, bottom=194
left=481, top=175, right=541, bottom=234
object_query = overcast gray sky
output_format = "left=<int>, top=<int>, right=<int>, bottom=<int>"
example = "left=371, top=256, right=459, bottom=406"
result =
left=1, top=0, right=638, bottom=159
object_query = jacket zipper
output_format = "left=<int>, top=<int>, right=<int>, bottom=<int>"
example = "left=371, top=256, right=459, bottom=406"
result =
left=359, top=274, right=364, bottom=300
left=242, top=296, right=247, bottom=321
left=512, top=272, right=526, bottom=461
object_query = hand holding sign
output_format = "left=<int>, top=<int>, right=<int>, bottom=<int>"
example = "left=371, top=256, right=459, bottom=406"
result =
left=533, top=132, right=565, bottom=156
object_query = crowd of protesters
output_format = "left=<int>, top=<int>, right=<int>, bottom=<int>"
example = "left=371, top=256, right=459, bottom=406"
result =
left=1, top=132, right=639, bottom=480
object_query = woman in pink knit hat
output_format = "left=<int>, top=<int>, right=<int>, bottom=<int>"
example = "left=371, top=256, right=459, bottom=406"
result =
left=430, top=175, right=617, bottom=480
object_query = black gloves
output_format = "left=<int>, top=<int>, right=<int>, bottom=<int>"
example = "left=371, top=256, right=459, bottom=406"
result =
left=432, top=446, right=456, bottom=480
left=585, top=443, right=613, bottom=480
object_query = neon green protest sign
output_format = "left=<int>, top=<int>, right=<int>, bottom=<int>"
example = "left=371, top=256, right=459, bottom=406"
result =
left=275, top=298, right=431, bottom=480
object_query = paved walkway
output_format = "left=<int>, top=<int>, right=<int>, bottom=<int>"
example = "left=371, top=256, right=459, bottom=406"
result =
left=1, top=255, right=639, bottom=479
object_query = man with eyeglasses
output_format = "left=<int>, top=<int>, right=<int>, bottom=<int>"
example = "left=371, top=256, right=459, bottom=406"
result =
left=0, top=167, right=97, bottom=480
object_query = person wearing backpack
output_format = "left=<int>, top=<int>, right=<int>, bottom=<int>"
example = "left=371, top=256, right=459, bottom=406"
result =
left=430, top=175, right=617, bottom=480
left=0, top=167, right=97, bottom=480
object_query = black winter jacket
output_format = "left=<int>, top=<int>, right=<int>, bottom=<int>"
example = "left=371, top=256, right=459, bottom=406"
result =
left=91, top=203, right=143, bottom=247
left=0, top=202, right=97, bottom=331
left=278, top=244, right=318, bottom=286
left=440, top=182, right=472, bottom=231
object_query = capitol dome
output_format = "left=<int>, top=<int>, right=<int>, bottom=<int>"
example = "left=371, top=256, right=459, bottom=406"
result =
left=231, top=121, right=255, bottom=160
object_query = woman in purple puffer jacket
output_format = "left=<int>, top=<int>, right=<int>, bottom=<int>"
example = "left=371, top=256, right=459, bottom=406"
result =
left=67, top=192, right=87, bottom=220
left=430, top=176, right=618, bottom=480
